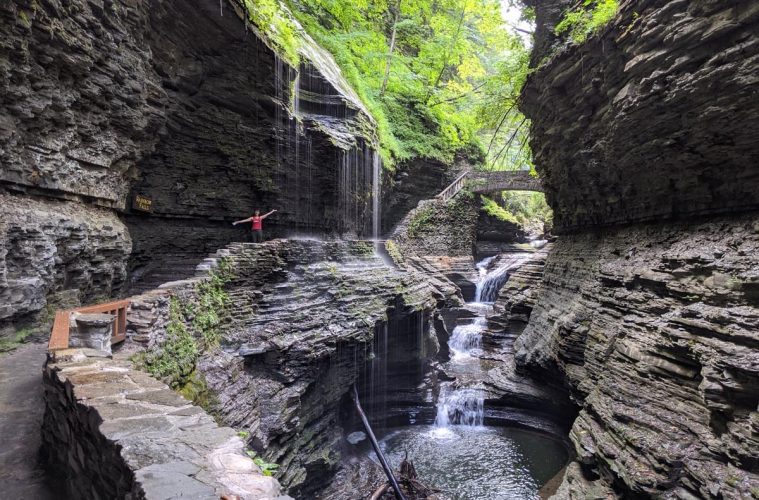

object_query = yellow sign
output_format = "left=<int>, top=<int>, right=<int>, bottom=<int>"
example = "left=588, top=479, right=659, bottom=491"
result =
left=133, top=194, right=153, bottom=212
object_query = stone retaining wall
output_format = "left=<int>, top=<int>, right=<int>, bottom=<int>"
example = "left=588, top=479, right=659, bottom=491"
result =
left=42, top=348, right=289, bottom=500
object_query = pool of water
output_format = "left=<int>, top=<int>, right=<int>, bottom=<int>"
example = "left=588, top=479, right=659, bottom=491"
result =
left=376, top=425, right=569, bottom=500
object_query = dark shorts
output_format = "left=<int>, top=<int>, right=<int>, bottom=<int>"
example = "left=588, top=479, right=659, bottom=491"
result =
left=251, top=229, right=263, bottom=243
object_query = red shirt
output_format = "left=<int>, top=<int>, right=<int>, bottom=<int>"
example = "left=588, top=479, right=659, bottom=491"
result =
left=251, top=216, right=262, bottom=230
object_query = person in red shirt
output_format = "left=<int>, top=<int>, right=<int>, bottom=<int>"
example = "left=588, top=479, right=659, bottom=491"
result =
left=232, top=209, right=277, bottom=242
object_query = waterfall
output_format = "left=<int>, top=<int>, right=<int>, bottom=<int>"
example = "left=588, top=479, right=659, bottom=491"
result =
left=474, top=254, right=531, bottom=303
left=448, top=317, right=487, bottom=359
left=435, top=385, right=484, bottom=427
left=372, top=150, right=381, bottom=241
left=473, top=256, right=495, bottom=300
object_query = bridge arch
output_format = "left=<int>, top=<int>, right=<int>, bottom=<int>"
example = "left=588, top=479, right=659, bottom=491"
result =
left=436, top=170, right=543, bottom=201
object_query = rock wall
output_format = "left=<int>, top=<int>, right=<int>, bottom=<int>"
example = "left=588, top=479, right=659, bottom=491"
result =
left=522, top=0, right=759, bottom=233
left=122, top=239, right=440, bottom=496
left=516, top=216, right=759, bottom=498
left=42, top=347, right=286, bottom=499
left=493, top=244, right=551, bottom=324
left=390, top=194, right=479, bottom=258
left=0, top=193, right=131, bottom=336
left=0, top=0, right=382, bottom=330
left=199, top=240, right=438, bottom=497
left=381, top=155, right=467, bottom=235
left=388, top=194, right=479, bottom=300
left=518, top=2, right=759, bottom=497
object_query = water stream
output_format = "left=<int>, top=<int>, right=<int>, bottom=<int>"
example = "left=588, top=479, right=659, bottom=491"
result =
left=371, top=253, right=567, bottom=499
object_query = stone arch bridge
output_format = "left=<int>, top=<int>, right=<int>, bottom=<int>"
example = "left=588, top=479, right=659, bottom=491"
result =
left=437, top=170, right=543, bottom=202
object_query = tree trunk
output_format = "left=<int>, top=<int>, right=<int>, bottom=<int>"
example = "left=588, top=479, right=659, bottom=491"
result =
left=380, top=6, right=401, bottom=96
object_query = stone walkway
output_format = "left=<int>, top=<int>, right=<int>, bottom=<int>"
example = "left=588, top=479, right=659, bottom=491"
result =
left=0, top=342, right=54, bottom=498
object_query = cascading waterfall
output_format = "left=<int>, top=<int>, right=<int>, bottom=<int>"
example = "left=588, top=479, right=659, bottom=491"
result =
left=434, top=254, right=529, bottom=429
left=475, top=254, right=531, bottom=303
left=272, top=54, right=382, bottom=238
left=337, top=141, right=382, bottom=237
left=448, top=317, right=487, bottom=359
left=435, top=385, right=485, bottom=427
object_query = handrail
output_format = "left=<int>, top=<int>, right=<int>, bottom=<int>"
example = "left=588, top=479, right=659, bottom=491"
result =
left=436, top=171, right=470, bottom=202
left=48, top=299, right=130, bottom=351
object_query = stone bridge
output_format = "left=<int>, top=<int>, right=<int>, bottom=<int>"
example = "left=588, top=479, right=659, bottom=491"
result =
left=436, top=170, right=543, bottom=202
left=468, top=170, right=543, bottom=194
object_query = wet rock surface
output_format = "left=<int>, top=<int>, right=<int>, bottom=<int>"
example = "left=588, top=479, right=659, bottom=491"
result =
left=0, top=193, right=131, bottom=336
left=42, top=347, right=288, bottom=499
left=175, top=240, right=440, bottom=496
left=519, top=1, right=759, bottom=497
left=516, top=215, right=759, bottom=498
left=493, top=244, right=552, bottom=324
left=0, top=0, right=383, bottom=332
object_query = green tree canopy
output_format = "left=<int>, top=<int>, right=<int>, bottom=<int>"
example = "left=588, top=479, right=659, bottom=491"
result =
left=243, top=0, right=535, bottom=170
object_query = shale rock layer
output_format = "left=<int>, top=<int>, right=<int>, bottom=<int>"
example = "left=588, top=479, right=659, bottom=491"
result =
left=523, top=1, right=759, bottom=232
left=518, top=1, right=759, bottom=498
left=516, top=215, right=759, bottom=498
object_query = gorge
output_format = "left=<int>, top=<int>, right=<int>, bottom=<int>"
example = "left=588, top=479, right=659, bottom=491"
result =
left=0, top=0, right=758, bottom=499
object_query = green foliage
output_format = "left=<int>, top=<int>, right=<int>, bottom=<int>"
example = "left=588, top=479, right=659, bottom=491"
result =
left=473, top=13, right=533, bottom=172
left=134, top=259, right=234, bottom=390
left=407, top=204, right=436, bottom=238
left=192, top=263, right=233, bottom=348
left=481, top=195, right=519, bottom=224
left=134, top=296, right=199, bottom=389
left=555, top=0, right=619, bottom=43
left=245, top=450, right=280, bottom=476
left=242, top=0, right=301, bottom=63
left=177, top=370, right=220, bottom=417
left=278, top=0, right=528, bottom=165
left=498, top=190, right=553, bottom=228
left=240, top=0, right=536, bottom=170
left=384, top=239, right=403, bottom=264
left=0, top=327, right=35, bottom=353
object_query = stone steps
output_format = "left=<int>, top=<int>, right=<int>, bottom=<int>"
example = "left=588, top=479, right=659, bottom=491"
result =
left=128, top=254, right=208, bottom=295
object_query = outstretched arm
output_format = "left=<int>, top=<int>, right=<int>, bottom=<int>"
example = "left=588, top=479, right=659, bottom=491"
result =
left=232, top=216, right=253, bottom=226
left=262, top=209, right=278, bottom=219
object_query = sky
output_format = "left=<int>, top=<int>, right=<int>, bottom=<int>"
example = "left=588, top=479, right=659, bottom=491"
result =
left=500, top=1, right=534, bottom=45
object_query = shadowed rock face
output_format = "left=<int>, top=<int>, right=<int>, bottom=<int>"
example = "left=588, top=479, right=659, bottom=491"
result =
left=518, top=1, right=759, bottom=497
left=522, top=1, right=759, bottom=233
left=191, top=240, right=438, bottom=496
left=0, top=0, right=379, bottom=331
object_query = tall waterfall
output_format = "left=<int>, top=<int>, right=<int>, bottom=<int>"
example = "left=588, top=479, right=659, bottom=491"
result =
left=271, top=55, right=382, bottom=238
left=372, top=150, right=381, bottom=241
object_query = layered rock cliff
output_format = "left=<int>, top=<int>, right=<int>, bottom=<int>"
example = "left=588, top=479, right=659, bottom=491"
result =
left=0, top=0, right=381, bottom=335
left=125, top=239, right=440, bottom=496
left=518, top=1, right=759, bottom=498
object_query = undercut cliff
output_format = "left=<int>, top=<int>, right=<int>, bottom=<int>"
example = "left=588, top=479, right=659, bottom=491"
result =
left=0, top=0, right=381, bottom=335
left=518, top=1, right=759, bottom=498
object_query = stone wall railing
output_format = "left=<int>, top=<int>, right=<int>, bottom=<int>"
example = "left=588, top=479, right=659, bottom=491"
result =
left=42, top=347, right=289, bottom=500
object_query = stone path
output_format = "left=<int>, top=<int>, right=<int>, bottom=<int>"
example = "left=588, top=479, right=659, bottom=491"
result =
left=0, top=342, right=54, bottom=499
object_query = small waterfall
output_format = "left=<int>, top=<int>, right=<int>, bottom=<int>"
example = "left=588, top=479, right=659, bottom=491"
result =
left=475, top=254, right=531, bottom=303
left=448, top=317, right=487, bottom=359
left=435, top=385, right=484, bottom=427
left=473, top=256, right=495, bottom=300
left=372, top=150, right=382, bottom=241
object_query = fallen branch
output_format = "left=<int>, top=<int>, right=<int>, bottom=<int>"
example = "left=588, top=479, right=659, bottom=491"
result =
left=351, top=384, right=407, bottom=500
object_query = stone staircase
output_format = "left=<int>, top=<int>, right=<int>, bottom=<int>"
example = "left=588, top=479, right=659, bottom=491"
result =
left=127, top=253, right=209, bottom=295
